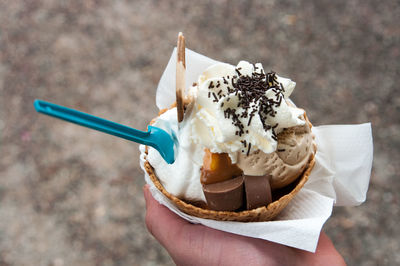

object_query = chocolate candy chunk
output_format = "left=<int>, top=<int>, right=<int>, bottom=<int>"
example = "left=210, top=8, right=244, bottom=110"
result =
left=244, top=175, right=272, bottom=210
left=202, top=176, right=244, bottom=211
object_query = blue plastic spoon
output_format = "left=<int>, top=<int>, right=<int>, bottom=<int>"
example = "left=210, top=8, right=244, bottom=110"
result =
left=34, top=99, right=175, bottom=164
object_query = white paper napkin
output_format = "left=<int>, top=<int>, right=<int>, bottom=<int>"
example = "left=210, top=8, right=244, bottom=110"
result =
left=140, top=48, right=373, bottom=252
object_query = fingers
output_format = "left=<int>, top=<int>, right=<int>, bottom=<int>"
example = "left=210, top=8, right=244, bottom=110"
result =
left=143, top=185, right=189, bottom=249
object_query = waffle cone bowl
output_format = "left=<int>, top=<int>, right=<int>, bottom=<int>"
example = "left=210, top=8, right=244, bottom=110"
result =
left=144, top=155, right=315, bottom=222
left=144, top=108, right=316, bottom=222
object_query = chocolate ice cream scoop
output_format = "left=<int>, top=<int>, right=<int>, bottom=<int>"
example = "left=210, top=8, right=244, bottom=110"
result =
left=236, top=119, right=315, bottom=189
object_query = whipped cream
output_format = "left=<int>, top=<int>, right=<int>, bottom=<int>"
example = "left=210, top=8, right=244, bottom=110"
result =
left=145, top=108, right=206, bottom=202
left=189, top=61, right=305, bottom=162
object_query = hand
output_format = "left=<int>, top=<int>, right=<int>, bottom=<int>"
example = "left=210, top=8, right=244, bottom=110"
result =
left=143, top=185, right=346, bottom=266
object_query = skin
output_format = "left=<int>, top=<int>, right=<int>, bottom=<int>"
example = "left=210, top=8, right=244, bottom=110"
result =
left=143, top=185, right=346, bottom=266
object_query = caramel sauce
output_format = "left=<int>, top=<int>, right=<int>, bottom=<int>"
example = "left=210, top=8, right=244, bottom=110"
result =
left=201, top=149, right=243, bottom=185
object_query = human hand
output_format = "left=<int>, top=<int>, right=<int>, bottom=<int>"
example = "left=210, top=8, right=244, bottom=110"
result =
left=143, top=185, right=346, bottom=266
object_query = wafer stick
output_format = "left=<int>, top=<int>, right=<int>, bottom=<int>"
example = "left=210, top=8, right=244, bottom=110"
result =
left=176, top=32, right=186, bottom=122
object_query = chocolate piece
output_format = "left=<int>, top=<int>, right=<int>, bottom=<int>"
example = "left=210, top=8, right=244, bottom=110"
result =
left=244, top=175, right=272, bottom=210
left=202, top=176, right=244, bottom=211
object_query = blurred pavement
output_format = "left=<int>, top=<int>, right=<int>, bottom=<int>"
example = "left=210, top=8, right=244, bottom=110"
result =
left=0, top=1, right=399, bottom=265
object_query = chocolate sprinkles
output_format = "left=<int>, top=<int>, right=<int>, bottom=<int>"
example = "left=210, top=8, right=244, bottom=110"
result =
left=212, top=92, right=218, bottom=102
left=247, top=143, right=252, bottom=156
left=206, top=63, right=286, bottom=154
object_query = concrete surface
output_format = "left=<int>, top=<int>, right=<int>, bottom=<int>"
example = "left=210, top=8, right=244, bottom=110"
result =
left=0, top=1, right=399, bottom=265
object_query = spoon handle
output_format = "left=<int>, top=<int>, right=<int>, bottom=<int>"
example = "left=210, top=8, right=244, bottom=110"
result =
left=34, top=99, right=153, bottom=145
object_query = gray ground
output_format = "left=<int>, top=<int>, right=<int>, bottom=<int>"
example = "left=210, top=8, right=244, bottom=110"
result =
left=0, top=1, right=399, bottom=265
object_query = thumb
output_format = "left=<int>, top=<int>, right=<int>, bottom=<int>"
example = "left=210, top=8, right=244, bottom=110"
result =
left=143, top=185, right=189, bottom=247
left=143, top=185, right=220, bottom=265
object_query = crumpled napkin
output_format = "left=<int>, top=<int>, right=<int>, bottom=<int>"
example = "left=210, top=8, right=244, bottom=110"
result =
left=139, top=48, right=373, bottom=252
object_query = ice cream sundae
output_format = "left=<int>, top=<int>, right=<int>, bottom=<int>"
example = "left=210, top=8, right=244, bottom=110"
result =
left=143, top=35, right=316, bottom=222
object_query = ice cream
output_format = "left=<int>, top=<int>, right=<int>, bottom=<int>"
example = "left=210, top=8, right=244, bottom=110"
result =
left=236, top=120, right=315, bottom=189
left=145, top=60, right=316, bottom=215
